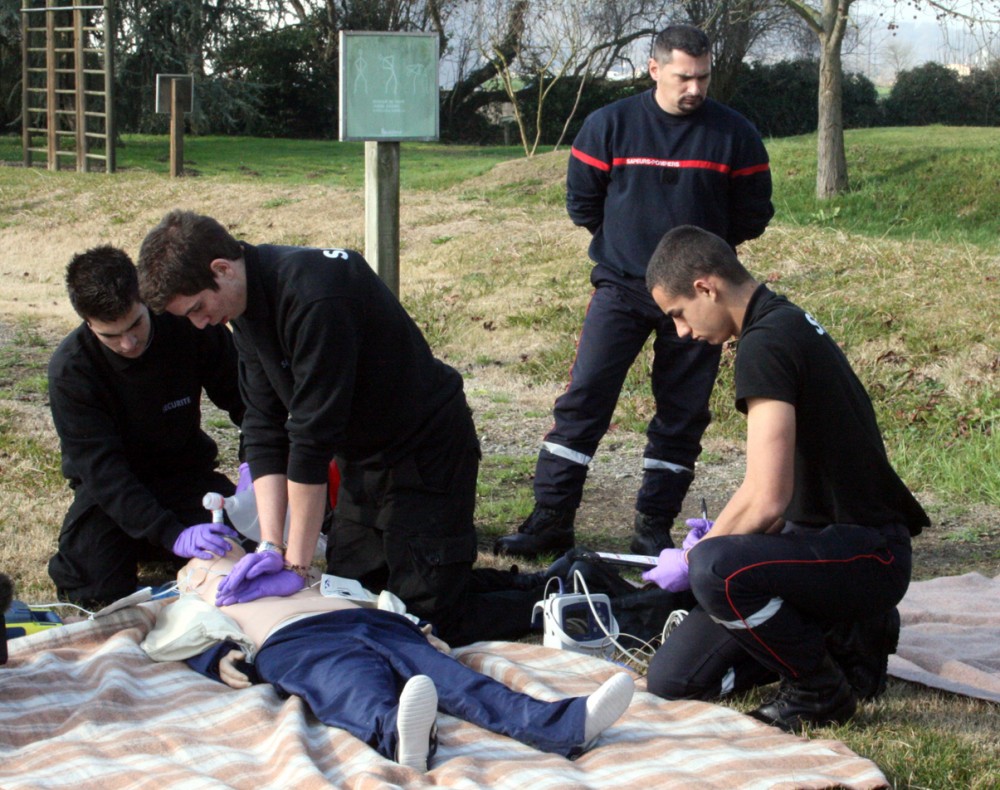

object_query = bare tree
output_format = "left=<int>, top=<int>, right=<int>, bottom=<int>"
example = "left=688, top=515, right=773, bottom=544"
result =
left=473, top=0, right=660, bottom=156
left=264, top=1, right=456, bottom=89
left=775, top=0, right=1000, bottom=198
left=678, top=0, right=798, bottom=103
left=771, top=0, right=854, bottom=197
left=884, top=39, right=914, bottom=77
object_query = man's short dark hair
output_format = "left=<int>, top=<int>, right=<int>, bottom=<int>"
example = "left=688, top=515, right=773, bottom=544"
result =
left=646, top=225, right=751, bottom=297
left=65, top=246, right=140, bottom=322
left=138, top=210, right=243, bottom=313
left=651, top=25, right=711, bottom=63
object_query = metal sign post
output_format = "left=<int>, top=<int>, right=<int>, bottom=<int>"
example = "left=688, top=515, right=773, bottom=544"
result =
left=339, top=32, right=439, bottom=296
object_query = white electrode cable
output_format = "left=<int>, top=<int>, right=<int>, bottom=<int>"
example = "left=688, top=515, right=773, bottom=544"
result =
left=569, top=569, right=661, bottom=670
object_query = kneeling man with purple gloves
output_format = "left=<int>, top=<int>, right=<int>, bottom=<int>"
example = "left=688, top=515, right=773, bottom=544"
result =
left=639, top=226, right=927, bottom=731
left=47, top=245, right=246, bottom=609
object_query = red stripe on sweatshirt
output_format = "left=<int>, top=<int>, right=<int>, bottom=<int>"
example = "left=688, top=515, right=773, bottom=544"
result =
left=611, top=157, right=730, bottom=174
left=570, top=147, right=611, bottom=171
left=732, top=162, right=770, bottom=177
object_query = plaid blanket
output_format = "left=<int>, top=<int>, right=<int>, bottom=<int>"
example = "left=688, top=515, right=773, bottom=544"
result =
left=1, top=602, right=887, bottom=789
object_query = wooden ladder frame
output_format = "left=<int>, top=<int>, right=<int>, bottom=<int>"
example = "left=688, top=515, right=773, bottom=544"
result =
left=21, top=0, right=115, bottom=172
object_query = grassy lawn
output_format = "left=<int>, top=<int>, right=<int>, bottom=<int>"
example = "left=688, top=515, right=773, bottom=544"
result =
left=0, top=134, right=522, bottom=190
left=4, top=125, right=999, bottom=241
left=770, top=126, right=1000, bottom=246
left=0, top=127, right=997, bottom=789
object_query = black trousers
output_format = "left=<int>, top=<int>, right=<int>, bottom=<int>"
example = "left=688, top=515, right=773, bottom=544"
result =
left=533, top=266, right=720, bottom=518
left=48, top=468, right=235, bottom=607
left=326, top=394, right=543, bottom=647
left=647, top=521, right=912, bottom=699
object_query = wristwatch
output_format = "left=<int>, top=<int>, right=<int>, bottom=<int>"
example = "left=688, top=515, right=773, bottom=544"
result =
left=255, top=540, right=286, bottom=554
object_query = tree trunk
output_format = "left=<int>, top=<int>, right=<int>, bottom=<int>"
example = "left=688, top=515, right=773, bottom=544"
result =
left=815, top=0, right=850, bottom=198
left=441, top=0, right=527, bottom=140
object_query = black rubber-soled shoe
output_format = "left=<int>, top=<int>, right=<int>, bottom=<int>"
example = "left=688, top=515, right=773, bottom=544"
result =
left=492, top=505, right=575, bottom=559
left=749, top=656, right=858, bottom=732
left=629, top=512, right=675, bottom=555
left=826, top=607, right=900, bottom=701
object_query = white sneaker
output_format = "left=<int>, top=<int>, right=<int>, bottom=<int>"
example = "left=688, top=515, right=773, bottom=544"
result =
left=581, top=673, right=634, bottom=749
left=396, top=675, right=438, bottom=771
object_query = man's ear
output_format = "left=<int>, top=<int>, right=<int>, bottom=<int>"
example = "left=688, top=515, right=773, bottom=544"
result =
left=693, top=276, right=717, bottom=299
left=209, top=258, right=232, bottom=278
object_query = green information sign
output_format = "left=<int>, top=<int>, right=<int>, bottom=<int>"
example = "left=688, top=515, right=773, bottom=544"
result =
left=339, top=32, right=439, bottom=141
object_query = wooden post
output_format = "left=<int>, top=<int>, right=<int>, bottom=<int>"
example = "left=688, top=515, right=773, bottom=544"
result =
left=73, top=7, right=86, bottom=172
left=169, top=78, right=183, bottom=177
left=103, top=0, right=115, bottom=172
left=364, top=140, right=400, bottom=296
left=45, top=0, right=56, bottom=170
left=21, top=0, right=30, bottom=167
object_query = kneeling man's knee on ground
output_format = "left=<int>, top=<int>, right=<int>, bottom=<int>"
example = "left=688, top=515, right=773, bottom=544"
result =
left=686, top=539, right=736, bottom=609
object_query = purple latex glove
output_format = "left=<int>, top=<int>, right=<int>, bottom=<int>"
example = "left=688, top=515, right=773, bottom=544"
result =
left=215, top=568, right=304, bottom=606
left=172, top=522, right=238, bottom=559
left=235, top=462, right=252, bottom=494
left=682, top=518, right=714, bottom=552
left=215, top=549, right=284, bottom=603
left=642, top=548, right=691, bottom=592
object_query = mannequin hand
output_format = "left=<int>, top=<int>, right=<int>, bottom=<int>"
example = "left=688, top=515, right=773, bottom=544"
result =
left=216, top=567, right=304, bottom=606
left=642, top=548, right=691, bottom=592
left=682, top=518, right=714, bottom=552
left=172, top=522, right=238, bottom=559
left=235, top=462, right=253, bottom=494
left=219, top=650, right=252, bottom=689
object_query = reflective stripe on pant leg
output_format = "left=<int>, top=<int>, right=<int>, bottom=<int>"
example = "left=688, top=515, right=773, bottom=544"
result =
left=535, top=279, right=655, bottom=508
left=543, top=442, right=592, bottom=467
left=710, top=596, right=784, bottom=631
left=646, top=605, right=775, bottom=701
left=636, top=465, right=694, bottom=520
left=689, top=526, right=905, bottom=679
left=641, top=458, right=691, bottom=474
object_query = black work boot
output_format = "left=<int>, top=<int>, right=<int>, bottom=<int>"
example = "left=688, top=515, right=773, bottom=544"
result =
left=826, top=607, right=901, bottom=700
left=493, top=506, right=575, bottom=559
left=629, top=512, right=675, bottom=555
left=749, top=655, right=858, bottom=732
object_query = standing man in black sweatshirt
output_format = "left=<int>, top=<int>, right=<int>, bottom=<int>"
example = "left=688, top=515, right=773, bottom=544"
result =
left=48, top=246, right=245, bottom=608
left=137, top=211, right=543, bottom=646
left=494, top=24, right=773, bottom=560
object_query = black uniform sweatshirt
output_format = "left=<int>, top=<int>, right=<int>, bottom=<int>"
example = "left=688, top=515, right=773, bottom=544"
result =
left=735, top=285, right=928, bottom=535
left=48, top=313, right=244, bottom=548
left=567, top=90, right=774, bottom=278
left=233, top=244, right=465, bottom=485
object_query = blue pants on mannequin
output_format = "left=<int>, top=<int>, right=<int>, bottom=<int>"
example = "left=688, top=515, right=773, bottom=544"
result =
left=253, top=609, right=588, bottom=760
